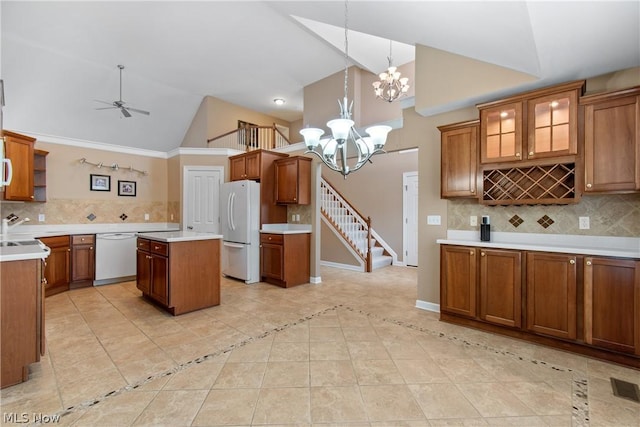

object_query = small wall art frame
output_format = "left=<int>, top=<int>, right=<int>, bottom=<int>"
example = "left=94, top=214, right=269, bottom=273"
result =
left=90, top=174, right=111, bottom=191
left=118, top=180, right=136, bottom=197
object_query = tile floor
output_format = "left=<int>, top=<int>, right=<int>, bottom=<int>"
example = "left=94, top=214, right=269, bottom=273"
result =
left=1, top=266, right=639, bottom=426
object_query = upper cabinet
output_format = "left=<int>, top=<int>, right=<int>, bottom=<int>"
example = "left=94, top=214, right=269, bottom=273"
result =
left=439, top=120, right=479, bottom=198
left=275, top=156, right=311, bottom=204
left=229, top=151, right=261, bottom=181
left=478, top=81, right=584, bottom=165
left=580, top=86, right=640, bottom=193
left=2, top=130, right=35, bottom=201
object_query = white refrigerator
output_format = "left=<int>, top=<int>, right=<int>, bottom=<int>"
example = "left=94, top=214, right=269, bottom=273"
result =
left=220, top=180, right=260, bottom=284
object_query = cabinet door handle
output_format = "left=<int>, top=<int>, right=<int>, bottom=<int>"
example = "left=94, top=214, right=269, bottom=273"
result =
left=515, top=152, right=521, bottom=158
left=586, top=260, right=592, bottom=266
left=469, top=251, right=474, bottom=255
left=68, top=248, right=71, bottom=252
left=569, top=259, right=575, bottom=265
left=480, top=252, right=485, bottom=257
left=89, top=246, right=93, bottom=250
left=586, top=183, right=592, bottom=188
left=529, top=151, right=534, bottom=156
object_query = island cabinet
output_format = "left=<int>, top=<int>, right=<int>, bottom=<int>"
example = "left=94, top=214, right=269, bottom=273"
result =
left=136, top=237, right=220, bottom=315
left=526, top=252, right=578, bottom=340
left=70, top=234, right=95, bottom=288
left=1, top=259, right=45, bottom=389
left=440, top=243, right=640, bottom=368
left=584, top=256, right=640, bottom=356
left=260, top=233, right=310, bottom=287
left=580, top=86, right=640, bottom=193
left=275, top=156, right=311, bottom=204
left=438, top=120, right=478, bottom=198
left=39, top=235, right=71, bottom=297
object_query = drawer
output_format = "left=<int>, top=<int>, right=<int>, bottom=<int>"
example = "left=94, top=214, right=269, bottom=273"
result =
left=72, top=234, right=95, bottom=245
left=38, top=235, right=70, bottom=248
left=137, top=238, right=150, bottom=251
left=149, top=241, right=169, bottom=256
left=260, top=233, right=283, bottom=245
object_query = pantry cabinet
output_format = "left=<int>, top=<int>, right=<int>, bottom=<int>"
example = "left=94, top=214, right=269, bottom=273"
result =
left=275, top=156, right=311, bottom=204
left=260, top=232, right=310, bottom=287
left=70, top=234, right=95, bottom=288
left=584, top=256, right=640, bottom=355
left=439, top=120, right=478, bottom=198
left=39, top=235, right=71, bottom=297
left=581, top=86, right=640, bottom=193
left=526, top=252, right=577, bottom=340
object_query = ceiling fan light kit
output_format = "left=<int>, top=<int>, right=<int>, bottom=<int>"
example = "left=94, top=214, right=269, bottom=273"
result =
left=95, top=65, right=150, bottom=118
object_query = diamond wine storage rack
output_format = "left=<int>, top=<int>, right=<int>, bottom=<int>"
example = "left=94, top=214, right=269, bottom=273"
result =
left=482, top=162, right=576, bottom=205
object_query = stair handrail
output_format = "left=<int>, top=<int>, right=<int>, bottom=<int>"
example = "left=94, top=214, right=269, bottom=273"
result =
left=207, top=124, right=292, bottom=151
left=320, top=176, right=373, bottom=271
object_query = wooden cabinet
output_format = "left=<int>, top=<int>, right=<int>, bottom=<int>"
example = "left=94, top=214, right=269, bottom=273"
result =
left=136, top=237, right=220, bottom=315
left=440, top=245, right=477, bottom=318
left=478, top=81, right=583, bottom=164
left=2, top=130, right=35, bottom=201
left=39, top=235, right=71, bottom=297
left=70, top=234, right=95, bottom=287
left=584, top=256, right=640, bottom=355
left=439, top=120, right=478, bottom=198
left=581, top=86, right=640, bottom=193
left=229, top=149, right=289, bottom=224
left=275, top=156, right=311, bottom=204
left=33, top=149, right=48, bottom=202
left=479, top=248, right=522, bottom=328
left=1, top=258, right=45, bottom=388
left=526, top=252, right=577, bottom=340
left=260, top=233, right=310, bottom=287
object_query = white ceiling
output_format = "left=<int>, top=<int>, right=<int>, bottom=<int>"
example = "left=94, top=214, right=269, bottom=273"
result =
left=1, top=1, right=638, bottom=153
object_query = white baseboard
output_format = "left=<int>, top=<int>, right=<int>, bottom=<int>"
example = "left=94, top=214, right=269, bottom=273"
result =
left=309, top=276, right=322, bottom=284
left=320, top=260, right=363, bottom=272
left=415, top=299, right=440, bottom=313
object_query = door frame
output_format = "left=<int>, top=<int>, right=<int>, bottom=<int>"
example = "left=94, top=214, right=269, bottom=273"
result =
left=403, top=171, right=418, bottom=267
left=182, top=165, right=224, bottom=232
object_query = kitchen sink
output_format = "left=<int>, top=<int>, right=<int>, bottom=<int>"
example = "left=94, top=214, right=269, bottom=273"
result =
left=0, top=240, right=41, bottom=247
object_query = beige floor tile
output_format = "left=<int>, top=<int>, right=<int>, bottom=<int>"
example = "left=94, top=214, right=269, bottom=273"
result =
left=310, top=386, right=368, bottom=423
left=506, top=381, right=572, bottom=416
left=161, top=360, right=224, bottom=390
left=310, top=326, right=345, bottom=342
left=436, top=358, right=497, bottom=383
left=131, top=389, right=208, bottom=426
left=342, top=326, right=380, bottom=341
left=359, top=384, right=426, bottom=421
left=262, top=361, right=310, bottom=387
left=408, top=383, right=481, bottom=419
left=458, top=383, right=537, bottom=417
left=252, top=387, right=311, bottom=424
left=310, top=340, right=351, bottom=360
left=211, top=362, right=266, bottom=389
left=226, top=335, right=274, bottom=362
left=427, top=418, right=489, bottom=426
left=483, top=416, right=548, bottom=426
left=272, top=322, right=310, bottom=342
left=347, top=341, right=391, bottom=360
left=310, top=360, right=358, bottom=386
left=394, top=359, right=451, bottom=384
left=352, top=359, right=405, bottom=385
left=191, top=388, right=260, bottom=426
left=71, top=390, right=157, bottom=426
left=269, top=341, right=310, bottom=361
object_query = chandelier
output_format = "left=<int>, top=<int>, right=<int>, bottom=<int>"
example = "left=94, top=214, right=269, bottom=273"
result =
left=372, top=40, right=410, bottom=102
left=300, top=0, right=391, bottom=177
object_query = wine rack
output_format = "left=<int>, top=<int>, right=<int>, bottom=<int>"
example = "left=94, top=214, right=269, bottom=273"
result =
left=482, top=162, right=577, bottom=205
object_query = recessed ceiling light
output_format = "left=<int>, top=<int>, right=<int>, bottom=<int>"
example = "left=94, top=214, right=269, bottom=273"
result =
left=273, top=98, right=285, bottom=106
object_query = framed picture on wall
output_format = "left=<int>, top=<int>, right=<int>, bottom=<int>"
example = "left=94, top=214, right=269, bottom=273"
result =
left=118, top=180, right=136, bottom=197
left=90, top=174, right=111, bottom=191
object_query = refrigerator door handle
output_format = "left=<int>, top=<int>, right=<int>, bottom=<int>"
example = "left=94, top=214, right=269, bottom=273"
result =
left=223, top=242, right=245, bottom=249
left=229, top=192, right=236, bottom=231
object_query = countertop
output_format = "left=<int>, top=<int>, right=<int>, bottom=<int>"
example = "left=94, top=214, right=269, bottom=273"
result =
left=260, top=223, right=312, bottom=235
left=138, top=231, right=223, bottom=242
left=437, top=230, right=640, bottom=259
left=0, top=239, right=51, bottom=262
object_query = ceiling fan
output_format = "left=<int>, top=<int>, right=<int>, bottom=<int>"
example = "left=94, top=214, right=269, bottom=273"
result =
left=95, top=65, right=150, bottom=118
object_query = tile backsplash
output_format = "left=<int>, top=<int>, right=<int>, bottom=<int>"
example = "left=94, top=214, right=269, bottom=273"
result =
left=448, top=194, right=640, bottom=237
left=1, top=199, right=178, bottom=224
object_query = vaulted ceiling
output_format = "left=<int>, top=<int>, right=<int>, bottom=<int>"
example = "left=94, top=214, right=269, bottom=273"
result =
left=2, top=1, right=638, bottom=153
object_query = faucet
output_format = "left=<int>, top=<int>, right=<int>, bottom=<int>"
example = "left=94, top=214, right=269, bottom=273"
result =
left=1, top=217, right=30, bottom=235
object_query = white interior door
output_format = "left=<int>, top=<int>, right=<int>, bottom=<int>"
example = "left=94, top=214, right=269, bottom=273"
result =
left=183, top=166, right=223, bottom=233
left=403, top=172, right=418, bottom=266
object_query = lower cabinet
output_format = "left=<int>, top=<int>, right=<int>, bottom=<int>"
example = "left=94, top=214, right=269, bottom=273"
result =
left=136, top=237, right=220, bottom=315
left=440, top=244, right=640, bottom=367
left=0, top=258, right=45, bottom=389
left=70, top=234, right=95, bottom=288
left=260, top=233, right=310, bottom=287
left=39, top=235, right=71, bottom=297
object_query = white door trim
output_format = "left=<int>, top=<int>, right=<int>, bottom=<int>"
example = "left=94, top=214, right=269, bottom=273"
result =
left=403, top=171, right=419, bottom=267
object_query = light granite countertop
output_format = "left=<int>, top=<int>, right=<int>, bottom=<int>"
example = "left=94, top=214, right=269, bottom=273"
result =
left=260, top=223, right=312, bottom=235
left=137, top=231, right=223, bottom=242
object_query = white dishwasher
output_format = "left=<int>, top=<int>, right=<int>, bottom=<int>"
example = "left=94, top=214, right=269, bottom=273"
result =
left=94, top=233, right=138, bottom=285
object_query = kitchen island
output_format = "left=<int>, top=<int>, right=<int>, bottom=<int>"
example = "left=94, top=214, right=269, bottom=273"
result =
left=0, top=239, right=50, bottom=388
left=136, top=231, right=222, bottom=315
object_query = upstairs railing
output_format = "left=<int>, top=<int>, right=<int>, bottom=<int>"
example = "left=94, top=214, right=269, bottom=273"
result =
left=207, top=124, right=292, bottom=151
left=320, top=176, right=373, bottom=272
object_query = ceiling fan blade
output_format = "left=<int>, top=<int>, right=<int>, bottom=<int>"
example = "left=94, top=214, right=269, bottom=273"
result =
left=95, top=107, right=117, bottom=110
left=94, top=99, right=115, bottom=106
left=127, top=107, right=150, bottom=116
left=120, top=107, right=132, bottom=118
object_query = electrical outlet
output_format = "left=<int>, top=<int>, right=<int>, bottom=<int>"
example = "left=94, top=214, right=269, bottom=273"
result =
left=579, top=216, right=590, bottom=230
left=295, top=214, right=300, bottom=222
left=470, top=216, right=478, bottom=227
left=144, top=213, right=150, bottom=221
left=427, top=215, right=441, bottom=225
left=291, top=214, right=296, bottom=222
left=38, top=214, right=45, bottom=222
left=170, top=214, right=174, bottom=221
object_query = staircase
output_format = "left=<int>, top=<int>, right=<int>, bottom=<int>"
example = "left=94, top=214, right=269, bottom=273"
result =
left=320, top=176, right=394, bottom=272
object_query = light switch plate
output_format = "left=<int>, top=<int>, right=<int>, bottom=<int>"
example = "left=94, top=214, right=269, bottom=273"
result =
left=144, top=213, right=150, bottom=221
left=38, top=214, right=45, bottom=222
left=427, top=215, right=441, bottom=225
left=579, top=216, right=590, bottom=229
left=470, top=216, right=477, bottom=227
